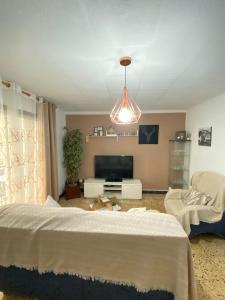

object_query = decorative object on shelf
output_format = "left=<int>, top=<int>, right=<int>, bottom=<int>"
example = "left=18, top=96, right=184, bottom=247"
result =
left=139, top=125, right=159, bottom=144
left=198, top=127, right=212, bottom=146
left=130, top=129, right=138, bottom=136
left=186, top=132, right=191, bottom=140
left=63, top=128, right=83, bottom=199
left=93, top=127, right=98, bottom=136
left=93, top=126, right=104, bottom=136
left=168, top=140, right=191, bottom=189
left=175, top=130, right=186, bottom=141
left=106, top=126, right=117, bottom=136
left=110, top=56, right=141, bottom=124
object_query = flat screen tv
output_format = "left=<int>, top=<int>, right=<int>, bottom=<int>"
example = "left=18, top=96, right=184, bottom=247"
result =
left=95, top=155, right=133, bottom=182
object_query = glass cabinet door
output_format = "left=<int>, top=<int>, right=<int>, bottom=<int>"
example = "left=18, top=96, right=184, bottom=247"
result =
left=168, top=140, right=191, bottom=189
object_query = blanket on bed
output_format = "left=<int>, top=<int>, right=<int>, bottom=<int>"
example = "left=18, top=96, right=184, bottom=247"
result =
left=0, top=204, right=197, bottom=300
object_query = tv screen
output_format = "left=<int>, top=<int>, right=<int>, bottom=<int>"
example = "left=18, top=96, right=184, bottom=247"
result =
left=95, top=155, right=133, bottom=181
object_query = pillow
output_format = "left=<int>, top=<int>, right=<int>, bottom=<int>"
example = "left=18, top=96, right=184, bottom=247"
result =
left=183, top=189, right=212, bottom=206
left=44, top=195, right=61, bottom=207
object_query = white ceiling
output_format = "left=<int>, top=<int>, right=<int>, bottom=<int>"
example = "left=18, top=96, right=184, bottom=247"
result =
left=1, top=0, right=225, bottom=112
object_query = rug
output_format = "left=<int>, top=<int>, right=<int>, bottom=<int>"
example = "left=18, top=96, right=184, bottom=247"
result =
left=1, top=194, right=225, bottom=300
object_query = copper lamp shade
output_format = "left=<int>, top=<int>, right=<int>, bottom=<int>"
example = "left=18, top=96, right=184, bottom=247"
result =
left=110, top=86, right=141, bottom=124
left=110, top=57, right=141, bottom=124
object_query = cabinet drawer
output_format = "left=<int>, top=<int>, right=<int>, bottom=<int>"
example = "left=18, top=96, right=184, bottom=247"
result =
left=84, top=184, right=103, bottom=198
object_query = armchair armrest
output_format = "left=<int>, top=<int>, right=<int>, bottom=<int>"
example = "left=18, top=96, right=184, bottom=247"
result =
left=183, top=204, right=220, bottom=214
left=165, top=188, right=189, bottom=201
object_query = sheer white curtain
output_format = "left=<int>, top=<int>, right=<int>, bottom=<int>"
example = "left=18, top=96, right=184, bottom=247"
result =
left=0, top=79, right=46, bottom=205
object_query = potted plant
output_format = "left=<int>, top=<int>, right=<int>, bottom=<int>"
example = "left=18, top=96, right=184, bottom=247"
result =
left=63, top=128, right=83, bottom=199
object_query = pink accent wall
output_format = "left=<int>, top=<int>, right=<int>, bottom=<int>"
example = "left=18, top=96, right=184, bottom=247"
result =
left=66, top=113, right=185, bottom=190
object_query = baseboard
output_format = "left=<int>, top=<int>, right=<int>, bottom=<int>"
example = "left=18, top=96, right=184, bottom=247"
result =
left=59, top=189, right=168, bottom=197
left=59, top=191, right=65, bottom=199
left=142, top=189, right=168, bottom=194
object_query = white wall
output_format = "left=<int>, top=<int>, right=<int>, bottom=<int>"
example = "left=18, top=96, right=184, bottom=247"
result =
left=56, top=108, right=66, bottom=196
left=186, top=93, right=225, bottom=177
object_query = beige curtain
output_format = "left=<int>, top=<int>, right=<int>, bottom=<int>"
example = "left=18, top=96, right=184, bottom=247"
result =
left=39, top=100, right=59, bottom=201
left=0, top=79, right=59, bottom=205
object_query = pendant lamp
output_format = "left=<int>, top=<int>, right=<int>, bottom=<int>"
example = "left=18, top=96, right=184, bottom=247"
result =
left=110, top=56, right=141, bottom=124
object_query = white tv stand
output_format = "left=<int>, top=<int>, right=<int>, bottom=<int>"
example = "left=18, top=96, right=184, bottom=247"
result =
left=84, top=179, right=142, bottom=199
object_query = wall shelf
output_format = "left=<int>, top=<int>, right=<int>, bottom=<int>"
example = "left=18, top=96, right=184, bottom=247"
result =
left=86, top=134, right=138, bottom=143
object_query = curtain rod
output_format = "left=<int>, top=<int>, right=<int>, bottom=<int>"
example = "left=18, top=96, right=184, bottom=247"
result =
left=2, top=80, right=11, bottom=88
left=2, top=80, right=32, bottom=97
left=1, top=80, right=46, bottom=103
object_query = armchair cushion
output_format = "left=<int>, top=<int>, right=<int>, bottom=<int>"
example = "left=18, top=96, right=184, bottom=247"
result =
left=183, top=189, right=213, bottom=206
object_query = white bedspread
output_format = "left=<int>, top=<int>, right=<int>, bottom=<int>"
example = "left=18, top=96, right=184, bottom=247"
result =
left=0, top=204, right=197, bottom=300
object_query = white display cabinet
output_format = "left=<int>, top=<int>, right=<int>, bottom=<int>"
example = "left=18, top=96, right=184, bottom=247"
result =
left=168, top=140, right=191, bottom=189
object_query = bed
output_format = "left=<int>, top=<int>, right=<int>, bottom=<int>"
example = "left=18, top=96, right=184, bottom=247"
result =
left=0, top=204, right=197, bottom=300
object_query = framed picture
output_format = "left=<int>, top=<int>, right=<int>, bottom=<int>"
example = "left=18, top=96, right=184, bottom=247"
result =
left=175, top=131, right=186, bottom=141
left=198, top=127, right=212, bottom=146
left=93, top=126, right=104, bottom=136
left=138, top=125, right=159, bottom=144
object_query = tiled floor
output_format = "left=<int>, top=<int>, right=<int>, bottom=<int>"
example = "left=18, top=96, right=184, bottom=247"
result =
left=1, top=194, right=225, bottom=300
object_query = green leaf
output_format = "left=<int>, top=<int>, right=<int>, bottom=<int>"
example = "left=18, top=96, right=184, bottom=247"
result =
left=63, top=128, right=83, bottom=184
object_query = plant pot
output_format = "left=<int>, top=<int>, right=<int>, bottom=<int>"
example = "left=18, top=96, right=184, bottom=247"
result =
left=65, top=184, right=81, bottom=200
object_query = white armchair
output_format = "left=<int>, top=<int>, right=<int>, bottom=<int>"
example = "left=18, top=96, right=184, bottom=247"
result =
left=164, top=171, right=225, bottom=237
